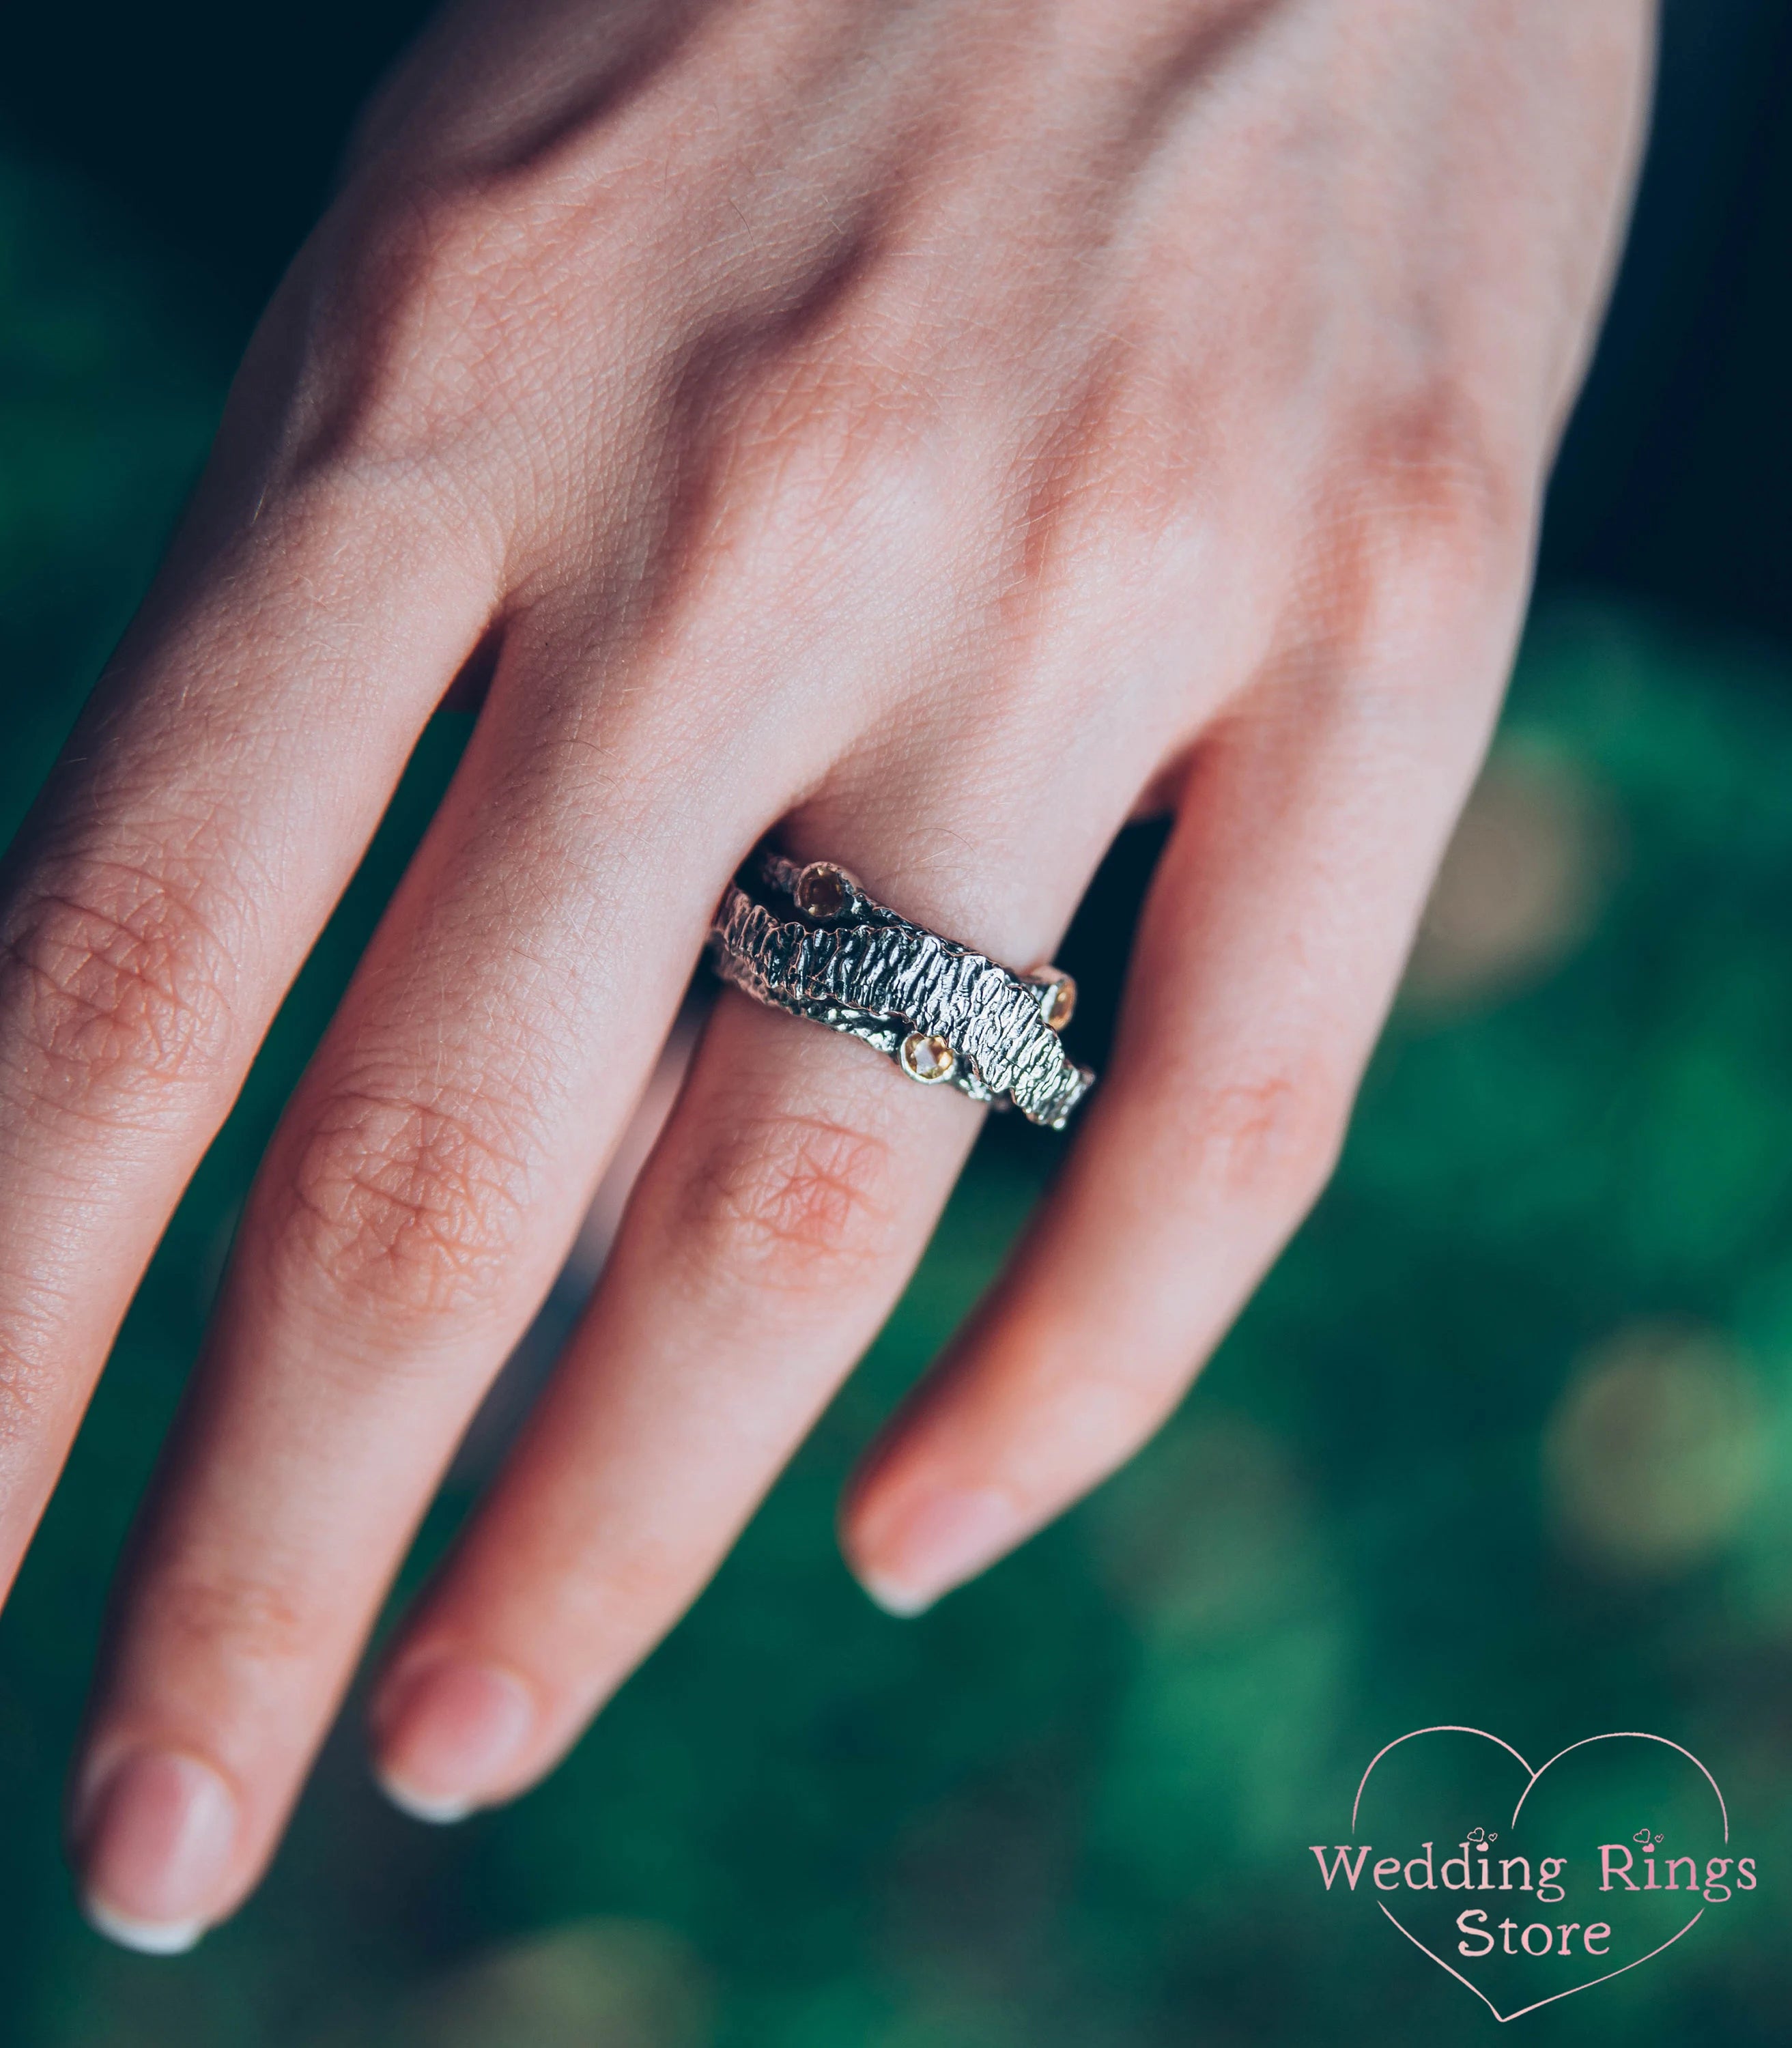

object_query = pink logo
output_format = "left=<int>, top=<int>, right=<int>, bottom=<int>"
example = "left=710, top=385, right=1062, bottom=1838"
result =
left=1310, top=1727, right=1754, bottom=2021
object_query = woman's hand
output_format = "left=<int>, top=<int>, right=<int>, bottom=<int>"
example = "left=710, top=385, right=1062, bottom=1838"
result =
left=0, top=0, right=1649, bottom=1948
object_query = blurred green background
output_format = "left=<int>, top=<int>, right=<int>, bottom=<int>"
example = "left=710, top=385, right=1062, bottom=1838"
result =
left=5, top=2, right=1792, bottom=2041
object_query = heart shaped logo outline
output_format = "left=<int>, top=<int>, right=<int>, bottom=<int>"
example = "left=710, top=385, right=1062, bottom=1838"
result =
left=1351, top=1726, right=1729, bottom=2023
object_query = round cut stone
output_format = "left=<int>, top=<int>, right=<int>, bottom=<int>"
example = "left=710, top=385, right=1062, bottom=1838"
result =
left=900, top=1032, right=957, bottom=1084
left=1026, top=967, right=1077, bottom=1032
left=794, top=862, right=857, bottom=920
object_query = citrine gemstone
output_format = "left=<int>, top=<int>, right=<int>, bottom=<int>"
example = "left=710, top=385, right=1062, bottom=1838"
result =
left=1026, top=967, right=1077, bottom=1032
left=900, top=1032, right=957, bottom=1084
left=794, top=862, right=857, bottom=920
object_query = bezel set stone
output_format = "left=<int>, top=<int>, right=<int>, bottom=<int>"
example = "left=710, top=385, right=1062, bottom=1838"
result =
left=900, top=1032, right=958, bottom=1083
left=793, top=861, right=859, bottom=921
left=1024, top=966, right=1077, bottom=1034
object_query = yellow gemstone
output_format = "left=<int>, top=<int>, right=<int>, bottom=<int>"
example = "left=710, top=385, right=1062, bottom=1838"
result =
left=795, top=862, right=856, bottom=920
left=1027, top=967, right=1076, bottom=1032
left=900, top=1032, right=956, bottom=1084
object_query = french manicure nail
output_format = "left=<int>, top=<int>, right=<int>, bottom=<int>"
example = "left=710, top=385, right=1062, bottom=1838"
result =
left=79, top=1749, right=236, bottom=1954
left=374, top=1658, right=535, bottom=1822
left=854, top=1485, right=1018, bottom=1616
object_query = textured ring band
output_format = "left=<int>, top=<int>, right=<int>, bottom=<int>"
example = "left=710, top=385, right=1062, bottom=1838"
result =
left=707, top=847, right=1095, bottom=1129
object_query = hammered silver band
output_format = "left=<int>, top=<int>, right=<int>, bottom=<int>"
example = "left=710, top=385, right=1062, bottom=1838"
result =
left=707, top=848, right=1094, bottom=1129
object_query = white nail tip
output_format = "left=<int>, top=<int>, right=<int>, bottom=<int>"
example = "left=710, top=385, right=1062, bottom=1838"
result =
left=83, top=1895, right=205, bottom=1956
left=856, top=1571, right=937, bottom=1619
left=377, top=1774, right=475, bottom=1825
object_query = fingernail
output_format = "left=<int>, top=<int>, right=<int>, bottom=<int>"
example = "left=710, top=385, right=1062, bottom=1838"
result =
left=853, top=1485, right=1018, bottom=1617
left=373, top=1659, right=535, bottom=1822
left=78, top=1749, right=236, bottom=1954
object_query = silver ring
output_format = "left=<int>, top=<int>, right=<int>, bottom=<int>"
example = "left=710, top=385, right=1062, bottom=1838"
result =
left=707, top=848, right=1094, bottom=1129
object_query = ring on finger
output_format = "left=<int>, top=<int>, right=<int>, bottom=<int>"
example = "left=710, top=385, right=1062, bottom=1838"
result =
left=708, top=847, right=1094, bottom=1129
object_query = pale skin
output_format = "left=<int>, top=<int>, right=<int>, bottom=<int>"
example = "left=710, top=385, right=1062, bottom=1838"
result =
left=0, top=0, right=1651, bottom=1951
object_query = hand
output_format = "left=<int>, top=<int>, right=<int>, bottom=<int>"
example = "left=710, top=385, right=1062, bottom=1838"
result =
left=0, top=0, right=1649, bottom=1948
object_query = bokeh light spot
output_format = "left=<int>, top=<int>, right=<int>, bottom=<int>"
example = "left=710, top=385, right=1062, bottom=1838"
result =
left=1404, top=740, right=1617, bottom=1011
left=1546, top=1320, right=1766, bottom=1576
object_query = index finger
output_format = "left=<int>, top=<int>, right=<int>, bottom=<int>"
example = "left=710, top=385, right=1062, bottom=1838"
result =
left=0, top=475, right=494, bottom=1596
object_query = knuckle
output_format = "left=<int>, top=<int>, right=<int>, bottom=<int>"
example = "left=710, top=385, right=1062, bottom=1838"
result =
left=1309, top=382, right=1526, bottom=662
left=1009, top=341, right=1186, bottom=567
left=1356, top=382, right=1515, bottom=552
left=275, top=1081, right=535, bottom=1322
left=285, top=182, right=563, bottom=481
left=0, top=855, right=241, bottom=1122
left=1191, top=1054, right=1350, bottom=1215
left=670, top=1108, right=900, bottom=1299
left=702, top=328, right=935, bottom=554
left=757, top=341, right=922, bottom=480
left=147, top=1562, right=313, bottom=1671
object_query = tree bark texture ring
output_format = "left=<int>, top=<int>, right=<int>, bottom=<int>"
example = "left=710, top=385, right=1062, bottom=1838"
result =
left=707, top=848, right=1095, bottom=1130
